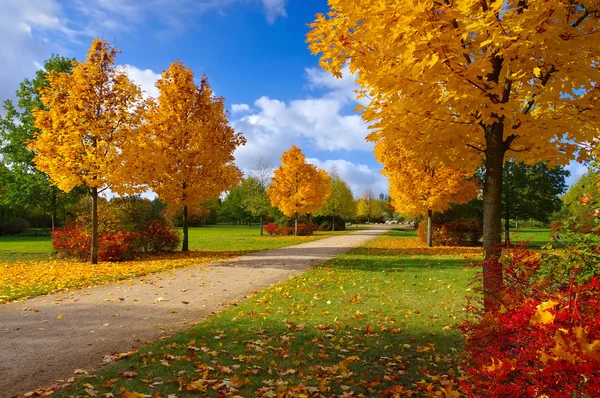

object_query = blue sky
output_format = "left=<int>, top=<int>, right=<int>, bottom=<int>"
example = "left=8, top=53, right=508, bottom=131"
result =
left=0, top=0, right=588, bottom=195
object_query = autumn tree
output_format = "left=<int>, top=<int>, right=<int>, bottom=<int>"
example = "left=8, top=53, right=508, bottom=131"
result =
left=376, top=139, right=479, bottom=246
left=316, top=169, right=355, bottom=230
left=308, top=1, right=599, bottom=305
left=29, top=40, right=144, bottom=264
left=356, top=188, right=385, bottom=222
left=268, top=146, right=331, bottom=235
left=139, top=62, right=245, bottom=251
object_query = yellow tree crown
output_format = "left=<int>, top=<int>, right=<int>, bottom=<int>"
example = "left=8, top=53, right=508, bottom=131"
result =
left=268, top=146, right=332, bottom=217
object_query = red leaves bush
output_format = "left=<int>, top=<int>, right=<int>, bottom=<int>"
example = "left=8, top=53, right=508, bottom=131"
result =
left=136, top=221, right=180, bottom=253
left=52, top=223, right=91, bottom=259
left=417, top=218, right=482, bottom=246
left=263, top=223, right=317, bottom=236
left=460, top=246, right=600, bottom=397
left=52, top=221, right=180, bottom=261
left=264, top=223, right=278, bottom=235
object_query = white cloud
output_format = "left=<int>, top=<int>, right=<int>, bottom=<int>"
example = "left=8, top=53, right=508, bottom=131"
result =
left=261, top=0, right=287, bottom=23
left=0, top=0, right=73, bottom=108
left=307, top=158, right=388, bottom=198
left=231, top=103, right=251, bottom=114
left=119, top=64, right=161, bottom=99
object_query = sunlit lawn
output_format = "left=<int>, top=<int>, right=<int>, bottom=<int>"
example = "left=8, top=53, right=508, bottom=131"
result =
left=0, top=225, right=353, bottom=303
left=0, top=225, right=353, bottom=262
left=54, top=230, right=479, bottom=397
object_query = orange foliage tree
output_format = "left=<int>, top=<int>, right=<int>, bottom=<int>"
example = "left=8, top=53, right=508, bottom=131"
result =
left=29, top=39, right=144, bottom=264
left=267, top=146, right=331, bottom=235
left=308, top=1, right=599, bottom=305
left=375, top=139, right=479, bottom=246
left=138, top=62, right=245, bottom=251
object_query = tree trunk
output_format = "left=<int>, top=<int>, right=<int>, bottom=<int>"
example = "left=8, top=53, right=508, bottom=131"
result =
left=294, top=215, right=298, bottom=236
left=249, top=218, right=252, bottom=227
left=427, top=209, right=433, bottom=247
left=260, top=215, right=264, bottom=236
left=51, top=188, right=57, bottom=231
left=182, top=205, right=189, bottom=252
left=483, top=123, right=506, bottom=310
left=90, top=187, right=98, bottom=264
left=332, top=215, right=335, bottom=232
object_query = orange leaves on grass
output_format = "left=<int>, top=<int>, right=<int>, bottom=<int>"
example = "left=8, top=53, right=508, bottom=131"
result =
left=366, top=237, right=481, bottom=259
left=0, top=252, right=221, bottom=303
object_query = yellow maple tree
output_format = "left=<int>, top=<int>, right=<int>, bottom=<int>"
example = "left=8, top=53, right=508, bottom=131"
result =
left=308, top=1, right=599, bottom=304
left=138, top=62, right=245, bottom=251
left=375, top=139, right=479, bottom=246
left=29, top=39, right=144, bottom=264
left=267, top=146, right=331, bottom=235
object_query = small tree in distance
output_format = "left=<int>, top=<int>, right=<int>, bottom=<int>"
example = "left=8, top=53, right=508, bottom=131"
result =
left=241, top=177, right=271, bottom=235
left=268, top=146, right=331, bottom=235
left=376, top=139, right=479, bottom=247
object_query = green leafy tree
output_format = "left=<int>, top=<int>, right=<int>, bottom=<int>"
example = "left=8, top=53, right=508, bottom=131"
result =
left=316, top=171, right=355, bottom=230
left=240, top=177, right=271, bottom=235
left=0, top=55, right=85, bottom=228
left=503, top=161, right=569, bottom=243
left=221, top=184, right=251, bottom=225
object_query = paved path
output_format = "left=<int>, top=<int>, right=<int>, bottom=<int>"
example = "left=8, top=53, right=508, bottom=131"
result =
left=0, top=227, right=387, bottom=397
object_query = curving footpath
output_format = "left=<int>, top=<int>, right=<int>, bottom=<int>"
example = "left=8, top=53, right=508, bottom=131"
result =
left=0, top=227, right=388, bottom=397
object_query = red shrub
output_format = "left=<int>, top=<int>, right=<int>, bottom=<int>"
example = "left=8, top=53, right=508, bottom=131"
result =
left=460, top=247, right=600, bottom=397
left=136, top=221, right=180, bottom=252
left=98, top=231, right=137, bottom=261
left=52, top=223, right=91, bottom=259
left=277, top=227, right=294, bottom=236
left=297, top=223, right=317, bottom=236
left=264, top=223, right=278, bottom=235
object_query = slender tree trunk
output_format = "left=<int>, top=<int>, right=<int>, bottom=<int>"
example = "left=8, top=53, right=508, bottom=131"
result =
left=260, top=215, right=264, bottom=236
left=249, top=218, right=252, bottom=227
left=427, top=209, right=433, bottom=247
left=332, top=215, right=335, bottom=232
left=90, top=187, right=98, bottom=264
left=51, top=188, right=57, bottom=231
left=483, top=123, right=506, bottom=310
left=182, top=205, right=189, bottom=252
left=294, top=215, right=298, bottom=236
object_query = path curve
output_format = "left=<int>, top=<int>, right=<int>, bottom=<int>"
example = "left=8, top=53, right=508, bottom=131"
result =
left=0, top=227, right=387, bottom=397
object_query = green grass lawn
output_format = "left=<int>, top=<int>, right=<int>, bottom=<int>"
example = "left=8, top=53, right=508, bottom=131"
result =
left=0, top=225, right=352, bottom=262
left=505, top=228, right=554, bottom=249
left=54, top=231, right=476, bottom=397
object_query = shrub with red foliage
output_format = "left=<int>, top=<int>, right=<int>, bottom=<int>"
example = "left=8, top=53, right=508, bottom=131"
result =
left=417, top=218, right=482, bottom=246
left=52, top=223, right=91, bottom=260
left=264, top=223, right=278, bottom=235
left=52, top=221, right=180, bottom=261
left=277, top=227, right=294, bottom=236
left=297, top=223, right=317, bottom=236
left=460, top=246, right=600, bottom=397
left=98, top=231, right=137, bottom=261
left=136, top=221, right=180, bottom=253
